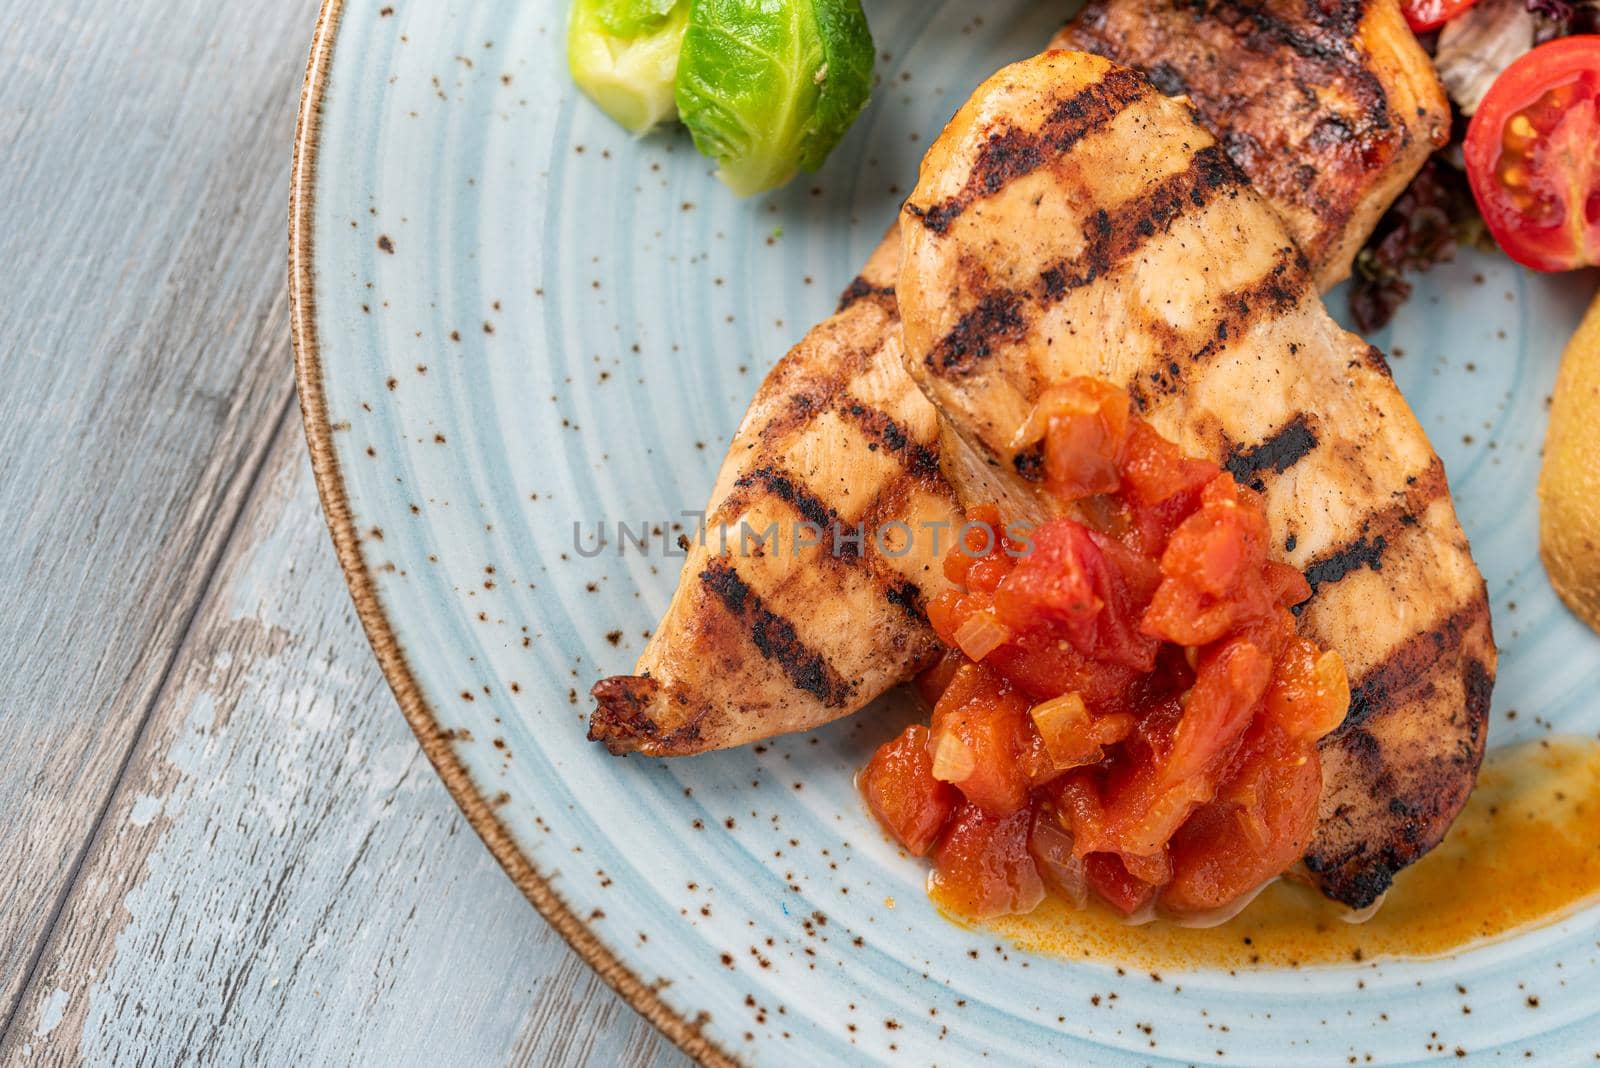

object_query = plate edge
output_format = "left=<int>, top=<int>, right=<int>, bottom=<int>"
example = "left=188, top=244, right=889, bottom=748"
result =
left=285, top=4, right=735, bottom=1063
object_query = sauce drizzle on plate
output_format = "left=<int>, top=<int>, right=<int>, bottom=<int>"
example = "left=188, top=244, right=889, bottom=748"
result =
left=952, top=737, right=1600, bottom=968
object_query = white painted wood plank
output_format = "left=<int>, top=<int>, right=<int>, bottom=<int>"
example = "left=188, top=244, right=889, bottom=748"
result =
left=0, top=0, right=324, bottom=1020
left=1, top=0, right=688, bottom=1056
left=2, top=419, right=689, bottom=1067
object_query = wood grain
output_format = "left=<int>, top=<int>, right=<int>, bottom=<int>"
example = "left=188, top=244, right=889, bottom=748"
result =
left=0, top=0, right=686, bottom=1062
left=1, top=416, right=687, bottom=1067
left=0, top=0, right=316, bottom=1021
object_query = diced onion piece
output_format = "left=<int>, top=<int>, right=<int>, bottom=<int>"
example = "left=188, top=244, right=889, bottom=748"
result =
left=1310, top=650, right=1352, bottom=740
left=1028, top=812, right=1089, bottom=909
left=1230, top=785, right=1271, bottom=853
left=1093, top=712, right=1136, bottom=747
left=1029, top=692, right=1100, bottom=770
left=930, top=730, right=977, bottom=785
left=953, top=612, right=1011, bottom=661
left=1434, top=0, right=1535, bottom=116
left=1008, top=388, right=1066, bottom=452
left=1120, top=848, right=1172, bottom=887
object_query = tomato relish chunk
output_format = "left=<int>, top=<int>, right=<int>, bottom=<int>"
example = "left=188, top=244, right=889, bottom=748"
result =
left=858, top=378, right=1350, bottom=920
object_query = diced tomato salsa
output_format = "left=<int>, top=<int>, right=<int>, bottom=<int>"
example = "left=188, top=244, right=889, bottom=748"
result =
left=859, top=378, right=1350, bottom=920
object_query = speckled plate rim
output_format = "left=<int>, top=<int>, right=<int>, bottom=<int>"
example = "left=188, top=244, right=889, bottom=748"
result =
left=287, top=3, right=732, bottom=1063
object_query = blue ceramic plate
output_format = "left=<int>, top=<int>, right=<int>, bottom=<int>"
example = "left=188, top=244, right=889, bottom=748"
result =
left=290, top=1, right=1600, bottom=1063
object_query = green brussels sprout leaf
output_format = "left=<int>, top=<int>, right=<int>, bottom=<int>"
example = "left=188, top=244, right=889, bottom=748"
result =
left=568, top=0, right=690, bottom=135
left=592, top=0, right=682, bottom=37
left=675, top=0, right=874, bottom=196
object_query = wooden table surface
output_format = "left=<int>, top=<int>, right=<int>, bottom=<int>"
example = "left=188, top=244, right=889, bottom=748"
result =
left=0, top=3, right=688, bottom=1064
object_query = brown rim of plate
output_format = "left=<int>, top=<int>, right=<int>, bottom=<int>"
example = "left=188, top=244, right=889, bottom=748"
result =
left=287, top=3, right=735, bottom=1063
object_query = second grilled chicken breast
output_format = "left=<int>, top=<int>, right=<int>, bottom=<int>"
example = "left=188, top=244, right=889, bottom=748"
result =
left=898, top=49, right=1494, bottom=908
left=590, top=239, right=963, bottom=755
left=1058, top=0, right=1448, bottom=290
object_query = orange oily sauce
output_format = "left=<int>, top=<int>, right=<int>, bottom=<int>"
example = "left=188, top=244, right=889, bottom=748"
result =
left=935, top=737, right=1600, bottom=968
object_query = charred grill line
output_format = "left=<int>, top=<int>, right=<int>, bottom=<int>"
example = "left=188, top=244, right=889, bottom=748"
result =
left=1224, top=413, right=1319, bottom=490
left=1208, top=0, right=1378, bottom=82
left=926, top=291, right=1029, bottom=376
left=906, top=67, right=1154, bottom=234
left=1144, top=60, right=1189, bottom=97
left=1039, top=145, right=1244, bottom=292
left=1341, top=594, right=1492, bottom=729
left=926, top=144, right=1245, bottom=378
left=1143, top=246, right=1310, bottom=402
left=699, top=558, right=854, bottom=706
left=837, top=275, right=897, bottom=313
left=840, top=399, right=944, bottom=481
left=744, top=337, right=890, bottom=447
left=733, top=464, right=860, bottom=559
left=1304, top=534, right=1387, bottom=593
left=884, top=579, right=929, bottom=624
left=726, top=451, right=944, bottom=638
left=850, top=470, right=948, bottom=621
left=1301, top=458, right=1450, bottom=598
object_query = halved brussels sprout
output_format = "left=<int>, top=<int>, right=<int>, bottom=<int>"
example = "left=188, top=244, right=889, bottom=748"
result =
left=568, top=0, right=690, bottom=135
left=675, top=0, right=874, bottom=196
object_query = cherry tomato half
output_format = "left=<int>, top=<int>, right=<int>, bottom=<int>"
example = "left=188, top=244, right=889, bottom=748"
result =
left=1401, top=0, right=1478, bottom=32
left=1464, top=36, right=1600, bottom=272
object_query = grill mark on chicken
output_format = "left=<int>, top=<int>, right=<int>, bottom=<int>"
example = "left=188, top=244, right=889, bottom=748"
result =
left=760, top=382, right=844, bottom=443
left=838, top=459, right=965, bottom=631
left=1071, top=0, right=1389, bottom=124
left=839, top=399, right=944, bottom=482
left=734, top=465, right=836, bottom=534
left=730, top=464, right=865, bottom=561
left=1302, top=535, right=1384, bottom=594
left=1137, top=245, right=1311, bottom=406
left=924, top=291, right=1031, bottom=377
left=1040, top=143, right=1243, bottom=295
left=747, top=328, right=890, bottom=445
left=883, top=572, right=934, bottom=620
left=837, top=276, right=897, bottom=313
left=885, top=578, right=929, bottom=624
left=1144, top=60, right=1189, bottom=97
left=1175, top=0, right=1394, bottom=149
left=1342, top=594, right=1492, bottom=729
left=922, top=144, right=1245, bottom=377
left=906, top=67, right=1154, bottom=234
left=1223, top=413, right=1319, bottom=490
left=1215, top=0, right=1370, bottom=63
left=1306, top=649, right=1490, bottom=908
left=853, top=473, right=940, bottom=579
left=726, top=438, right=947, bottom=618
left=1301, top=459, right=1450, bottom=596
left=699, top=558, right=853, bottom=706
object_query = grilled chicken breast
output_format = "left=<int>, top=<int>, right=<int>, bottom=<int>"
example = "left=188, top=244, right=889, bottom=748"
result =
left=589, top=237, right=963, bottom=755
left=593, top=8, right=1471, bottom=909
left=591, top=3, right=1447, bottom=762
left=1058, top=0, right=1448, bottom=290
left=898, top=50, right=1494, bottom=908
